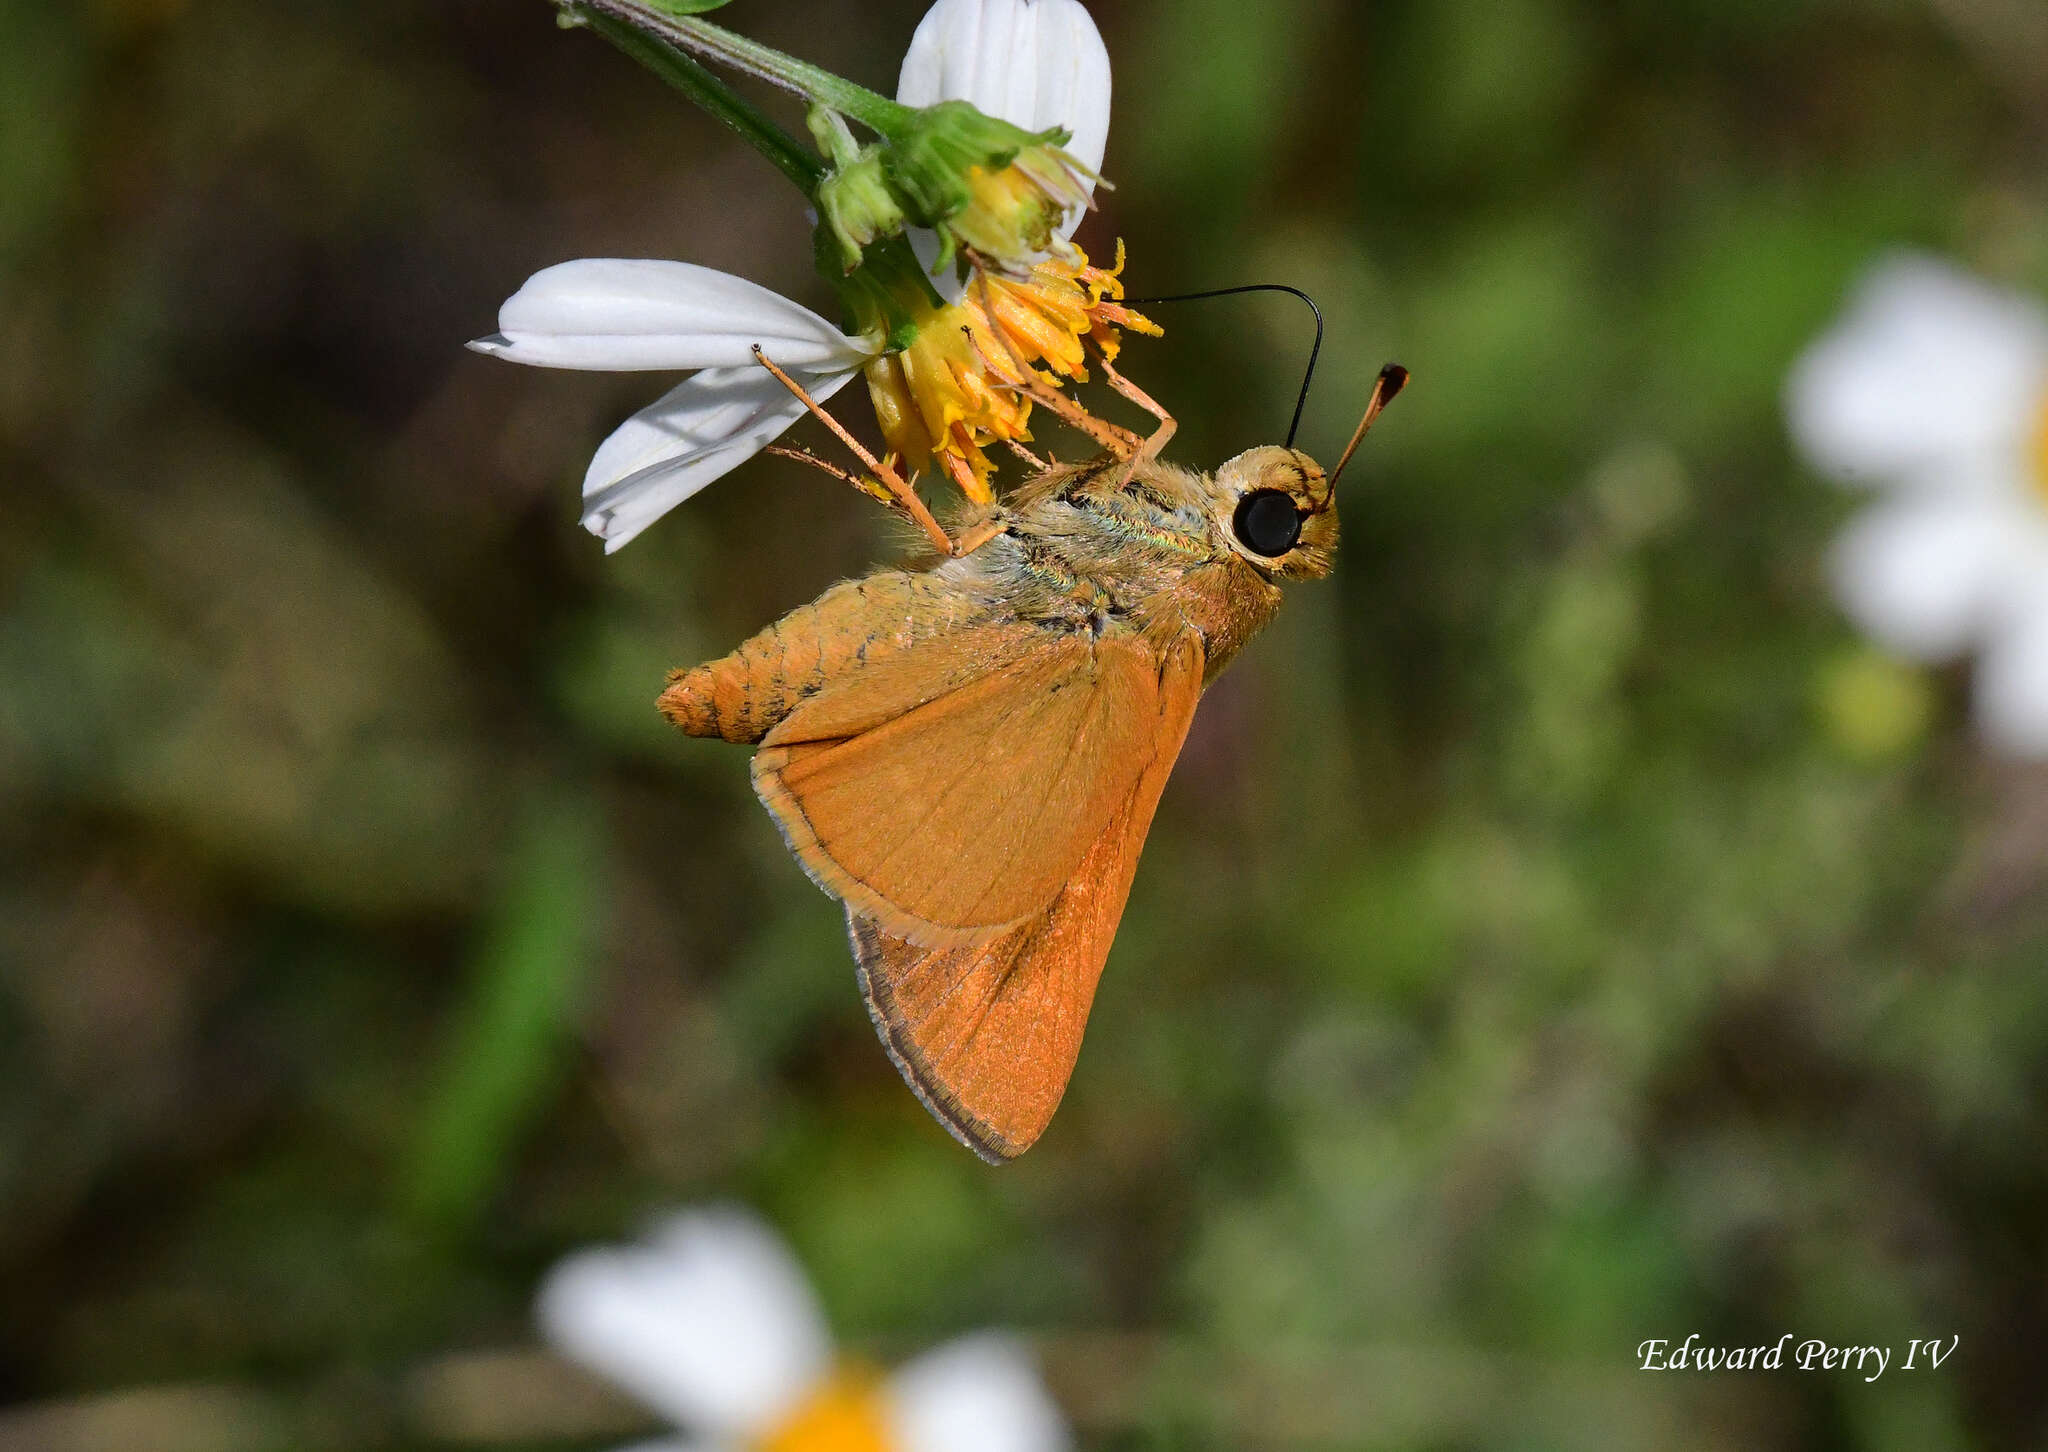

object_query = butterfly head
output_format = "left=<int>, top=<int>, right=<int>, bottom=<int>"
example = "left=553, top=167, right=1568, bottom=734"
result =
left=1212, top=445, right=1338, bottom=580
left=1209, top=363, right=1407, bottom=582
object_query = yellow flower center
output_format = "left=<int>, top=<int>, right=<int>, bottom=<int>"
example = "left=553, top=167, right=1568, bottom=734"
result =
left=862, top=241, right=1160, bottom=501
left=2032, top=389, right=2048, bottom=509
left=950, top=163, right=1065, bottom=262
left=757, top=1368, right=894, bottom=1452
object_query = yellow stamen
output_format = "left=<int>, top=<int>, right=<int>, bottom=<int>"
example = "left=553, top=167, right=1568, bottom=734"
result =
left=860, top=240, right=1161, bottom=502
left=950, top=163, right=1066, bottom=262
left=2032, top=391, right=2048, bottom=509
left=757, top=1368, right=894, bottom=1452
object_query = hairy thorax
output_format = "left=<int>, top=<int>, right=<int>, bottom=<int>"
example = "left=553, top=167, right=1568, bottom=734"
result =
left=944, top=457, right=1285, bottom=680
left=662, top=453, right=1302, bottom=746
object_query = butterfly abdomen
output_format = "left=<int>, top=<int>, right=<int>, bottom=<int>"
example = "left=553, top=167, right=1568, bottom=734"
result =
left=660, top=571, right=975, bottom=743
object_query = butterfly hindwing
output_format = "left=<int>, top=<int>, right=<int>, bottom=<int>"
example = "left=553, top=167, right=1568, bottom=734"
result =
left=755, top=627, right=1205, bottom=1160
left=660, top=570, right=980, bottom=744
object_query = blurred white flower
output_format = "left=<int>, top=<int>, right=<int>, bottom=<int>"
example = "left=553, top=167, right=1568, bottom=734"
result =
left=1787, top=254, right=2048, bottom=756
left=538, top=1207, right=1071, bottom=1452
left=471, top=0, right=1111, bottom=552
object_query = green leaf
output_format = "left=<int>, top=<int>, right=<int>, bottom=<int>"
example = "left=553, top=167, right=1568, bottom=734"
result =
left=646, top=0, right=734, bottom=13
left=397, top=792, right=605, bottom=1235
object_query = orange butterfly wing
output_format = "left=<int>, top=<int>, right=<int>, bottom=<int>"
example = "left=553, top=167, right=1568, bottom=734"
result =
left=754, top=625, right=1190, bottom=945
left=752, top=627, right=1205, bottom=1160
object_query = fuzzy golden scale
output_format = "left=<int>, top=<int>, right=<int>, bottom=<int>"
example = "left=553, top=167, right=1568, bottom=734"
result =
left=662, top=352, right=1407, bottom=1162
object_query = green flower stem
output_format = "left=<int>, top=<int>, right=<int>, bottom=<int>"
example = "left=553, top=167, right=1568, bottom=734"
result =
left=574, top=0, right=917, bottom=135
left=574, top=9, right=825, bottom=195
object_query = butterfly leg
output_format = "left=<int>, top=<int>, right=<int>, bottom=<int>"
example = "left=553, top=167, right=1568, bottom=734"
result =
left=965, top=329, right=1141, bottom=456
left=1097, top=352, right=1177, bottom=487
left=1003, top=439, right=1051, bottom=472
left=751, top=346, right=958, bottom=556
left=764, top=445, right=896, bottom=504
left=967, top=273, right=1142, bottom=457
left=948, top=516, right=1008, bottom=555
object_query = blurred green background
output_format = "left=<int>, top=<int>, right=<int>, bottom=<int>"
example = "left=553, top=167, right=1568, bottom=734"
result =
left=5, top=0, right=2048, bottom=1448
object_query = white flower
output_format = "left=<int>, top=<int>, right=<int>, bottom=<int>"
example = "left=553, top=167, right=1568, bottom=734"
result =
left=471, top=0, right=1112, bottom=552
left=1787, top=254, right=2048, bottom=756
left=537, top=1207, right=1070, bottom=1452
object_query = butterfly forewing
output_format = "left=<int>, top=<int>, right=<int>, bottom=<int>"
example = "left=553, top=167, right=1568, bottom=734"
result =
left=754, top=626, right=1182, bottom=946
left=755, top=628, right=1205, bottom=1159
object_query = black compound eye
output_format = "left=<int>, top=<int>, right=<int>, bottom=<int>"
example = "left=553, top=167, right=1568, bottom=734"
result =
left=1233, top=489, right=1304, bottom=557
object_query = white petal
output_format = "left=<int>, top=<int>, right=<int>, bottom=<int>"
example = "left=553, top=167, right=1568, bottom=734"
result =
left=905, top=228, right=957, bottom=298
left=1827, top=488, right=2030, bottom=661
left=1786, top=253, right=2048, bottom=485
left=535, top=1207, right=833, bottom=1439
left=898, top=0, right=1113, bottom=201
left=885, top=1335, right=1071, bottom=1452
left=471, top=260, right=867, bottom=372
left=1978, top=593, right=2048, bottom=758
left=580, top=364, right=860, bottom=551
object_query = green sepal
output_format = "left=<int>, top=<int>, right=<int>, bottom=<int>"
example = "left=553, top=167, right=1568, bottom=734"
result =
left=817, top=154, right=910, bottom=273
left=880, top=100, right=1067, bottom=228
left=821, top=233, right=943, bottom=353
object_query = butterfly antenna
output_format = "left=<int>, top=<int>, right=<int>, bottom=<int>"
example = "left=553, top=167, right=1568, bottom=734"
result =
left=1328, top=364, right=1410, bottom=490
left=1125, top=283, right=1324, bottom=447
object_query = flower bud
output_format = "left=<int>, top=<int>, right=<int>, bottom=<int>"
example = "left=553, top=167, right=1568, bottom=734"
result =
left=815, top=152, right=909, bottom=273
left=881, top=101, right=1095, bottom=272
